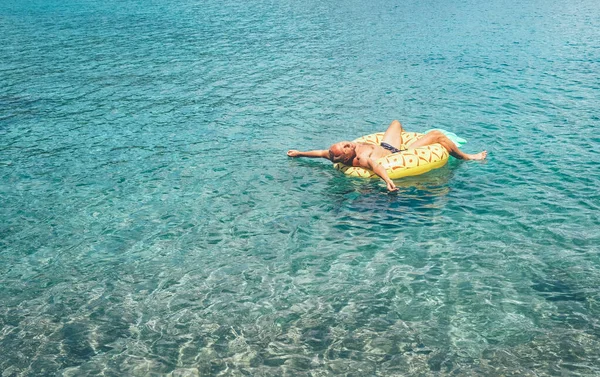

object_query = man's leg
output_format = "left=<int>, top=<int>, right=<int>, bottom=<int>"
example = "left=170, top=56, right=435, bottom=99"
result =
left=380, top=120, right=404, bottom=149
left=408, top=130, right=487, bottom=160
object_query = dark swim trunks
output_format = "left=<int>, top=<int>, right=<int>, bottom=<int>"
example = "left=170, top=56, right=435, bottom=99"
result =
left=380, top=142, right=406, bottom=154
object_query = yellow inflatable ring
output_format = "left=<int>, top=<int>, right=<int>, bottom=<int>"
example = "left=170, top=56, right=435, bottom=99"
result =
left=333, top=132, right=450, bottom=179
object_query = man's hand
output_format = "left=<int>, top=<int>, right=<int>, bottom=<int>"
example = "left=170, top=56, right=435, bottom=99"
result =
left=287, top=150, right=300, bottom=157
left=365, top=158, right=399, bottom=192
left=386, top=180, right=398, bottom=192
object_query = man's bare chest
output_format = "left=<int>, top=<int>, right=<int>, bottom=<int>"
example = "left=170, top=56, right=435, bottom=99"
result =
left=353, top=144, right=390, bottom=166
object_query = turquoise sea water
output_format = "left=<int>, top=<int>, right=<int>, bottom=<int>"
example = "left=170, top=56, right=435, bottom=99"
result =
left=1, top=0, right=600, bottom=375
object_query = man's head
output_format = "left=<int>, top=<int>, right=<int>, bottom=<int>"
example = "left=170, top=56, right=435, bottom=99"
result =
left=328, top=141, right=356, bottom=164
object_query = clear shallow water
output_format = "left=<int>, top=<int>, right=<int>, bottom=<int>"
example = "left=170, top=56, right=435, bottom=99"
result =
left=1, top=0, right=599, bottom=375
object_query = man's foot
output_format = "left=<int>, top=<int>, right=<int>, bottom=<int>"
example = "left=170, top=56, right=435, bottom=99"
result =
left=464, top=151, right=487, bottom=160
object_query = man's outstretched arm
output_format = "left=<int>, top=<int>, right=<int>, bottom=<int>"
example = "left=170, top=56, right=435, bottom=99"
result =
left=287, top=150, right=330, bottom=160
left=366, top=158, right=398, bottom=192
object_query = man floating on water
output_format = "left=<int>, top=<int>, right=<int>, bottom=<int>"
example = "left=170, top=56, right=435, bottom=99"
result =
left=287, top=120, right=487, bottom=192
